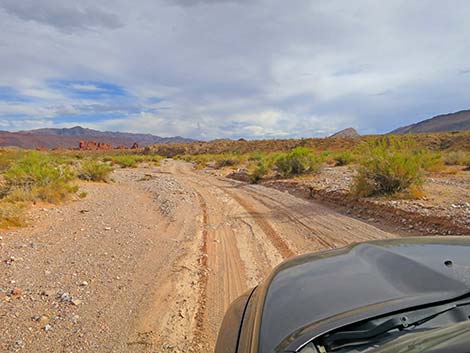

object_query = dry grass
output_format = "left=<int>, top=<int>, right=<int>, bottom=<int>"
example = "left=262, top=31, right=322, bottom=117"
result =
left=0, top=201, right=26, bottom=229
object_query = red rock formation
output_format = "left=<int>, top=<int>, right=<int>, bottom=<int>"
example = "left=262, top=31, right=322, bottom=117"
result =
left=131, top=142, right=140, bottom=149
left=78, top=141, right=113, bottom=150
left=36, top=146, right=48, bottom=151
left=116, top=145, right=129, bottom=150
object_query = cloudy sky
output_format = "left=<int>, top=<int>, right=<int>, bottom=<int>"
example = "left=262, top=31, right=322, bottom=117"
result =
left=1, top=0, right=470, bottom=140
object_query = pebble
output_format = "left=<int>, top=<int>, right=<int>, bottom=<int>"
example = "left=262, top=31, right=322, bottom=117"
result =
left=59, top=292, right=72, bottom=302
left=38, top=315, right=50, bottom=326
left=11, top=287, right=23, bottom=296
left=71, top=299, right=82, bottom=306
left=44, top=324, right=52, bottom=332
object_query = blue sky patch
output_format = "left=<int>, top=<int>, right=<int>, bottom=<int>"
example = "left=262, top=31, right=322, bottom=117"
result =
left=0, top=86, right=32, bottom=102
left=48, top=80, right=130, bottom=100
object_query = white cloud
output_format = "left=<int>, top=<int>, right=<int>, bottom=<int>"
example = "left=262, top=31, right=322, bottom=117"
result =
left=68, top=83, right=105, bottom=92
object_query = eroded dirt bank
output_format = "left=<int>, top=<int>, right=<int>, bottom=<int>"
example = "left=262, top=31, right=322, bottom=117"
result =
left=1, top=160, right=398, bottom=353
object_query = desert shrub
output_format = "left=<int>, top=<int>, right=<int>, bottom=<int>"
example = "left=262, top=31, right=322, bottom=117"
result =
left=190, top=154, right=212, bottom=168
left=143, top=154, right=163, bottom=165
left=0, top=201, right=25, bottom=228
left=247, top=151, right=266, bottom=161
left=443, top=150, right=470, bottom=166
left=353, top=136, right=434, bottom=197
left=2, top=151, right=76, bottom=203
left=78, top=160, right=113, bottom=182
left=419, top=151, right=444, bottom=172
left=213, top=153, right=244, bottom=168
left=274, top=147, right=321, bottom=177
left=179, top=153, right=243, bottom=169
left=248, top=157, right=273, bottom=183
left=0, top=150, right=24, bottom=172
left=332, top=151, right=355, bottom=166
left=111, top=155, right=140, bottom=168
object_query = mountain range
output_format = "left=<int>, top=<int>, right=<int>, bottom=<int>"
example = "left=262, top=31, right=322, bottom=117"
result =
left=0, top=126, right=194, bottom=149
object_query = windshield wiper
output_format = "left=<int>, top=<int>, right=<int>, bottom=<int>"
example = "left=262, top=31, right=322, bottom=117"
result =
left=322, top=302, right=470, bottom=351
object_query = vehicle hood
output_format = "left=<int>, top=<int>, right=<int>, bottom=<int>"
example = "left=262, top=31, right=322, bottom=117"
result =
left=256, top=237, right=470, bottom=353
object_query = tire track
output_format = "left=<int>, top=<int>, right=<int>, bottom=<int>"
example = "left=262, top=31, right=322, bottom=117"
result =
left=191, top=191, right=210, bottom=349
left=224, top=189, right=296, bottom=258
left=240, top=188, right=336, bottom=248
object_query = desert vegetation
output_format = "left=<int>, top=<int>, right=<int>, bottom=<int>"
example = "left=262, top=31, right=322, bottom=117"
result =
left=1, top=132, right=469, bottom=230
left=175, top=134, right=469, bottom=200
left=146, top=130, right=470, bottom=156
left=352, top=136, right=441, bottom=197
left=0, top=149, right=163, bottom=229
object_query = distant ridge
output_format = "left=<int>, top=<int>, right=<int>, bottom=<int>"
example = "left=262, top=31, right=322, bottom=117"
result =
left=22, top=126, right=194, bottom=145
left=0, top=126, right=194, bottom=149
left=329, top=127, right=359, bottom=138
left=391, top=110, right=470, bottom=134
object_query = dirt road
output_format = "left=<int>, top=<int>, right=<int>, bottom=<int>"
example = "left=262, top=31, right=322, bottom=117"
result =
left=0, top=160, right=398, bottom=353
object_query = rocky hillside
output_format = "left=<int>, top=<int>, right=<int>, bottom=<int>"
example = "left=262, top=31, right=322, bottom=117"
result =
left=329, top=127, right=359, bottom=138
left=391, top=110, right=470, bottom=134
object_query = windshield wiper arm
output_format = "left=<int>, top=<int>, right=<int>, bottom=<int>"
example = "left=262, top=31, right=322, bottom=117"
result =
left=323, top=302, right=470, bottom=351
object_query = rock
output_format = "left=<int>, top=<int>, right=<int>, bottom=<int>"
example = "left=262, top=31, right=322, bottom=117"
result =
left=11, top=287, right=22, bottom=297
left=78, top=141, right=113, bottom=151
left=59, top=292, right=72, bottom=302
left=38, top=315, right=49, bottom=326
left=329, top=127, right=360, bottom=138
left=104, top=227, right=112, bottom=231
left=80, top=281, right=88, bottom=287
left=70, top=314, right=80, bottom=324
left=226, top=170, right=251, bottom=183
left=44, top=324, right=52, bottom=332
left=71, top=298, right=82, bottom=306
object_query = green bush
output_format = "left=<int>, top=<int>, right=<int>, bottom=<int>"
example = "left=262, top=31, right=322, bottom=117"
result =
left=274, top=147, right=321, bottom=177
left=248, top=157, right=272, bottom=183
left=353, top=136, right=434, bottom=197
left=214, top=154, right=244, bottom=168
left=0, top=150, right=24, bottom=172
left=78, top=160, right=113, bottom=182
left=333, top=151, right=355, bottom=166
left=111, top=155, right=140, bottom=168
left=247, top=151, right=266, bottom=162
left=3, top=152, right=76, bottom=203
